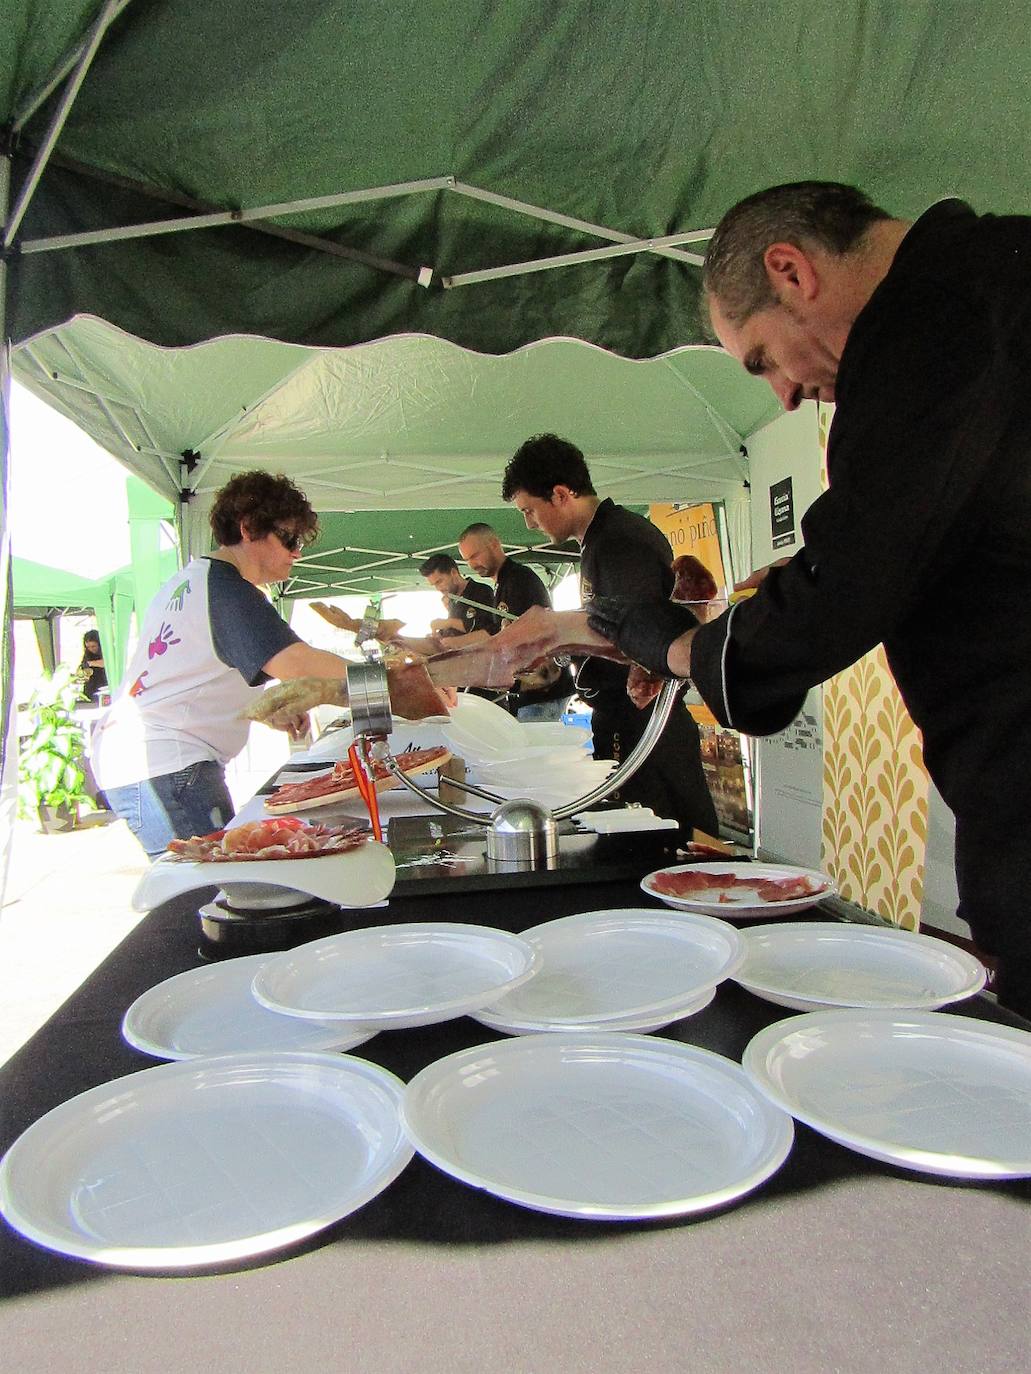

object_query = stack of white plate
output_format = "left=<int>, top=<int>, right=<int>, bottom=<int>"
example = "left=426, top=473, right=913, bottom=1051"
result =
left=464, top=751, right=615, bottom=810
left=473, top=908, right=744, bottom=1034
left=734, top=922, right=987, bottom=1011
left=442, top=695, right=589, bottom=765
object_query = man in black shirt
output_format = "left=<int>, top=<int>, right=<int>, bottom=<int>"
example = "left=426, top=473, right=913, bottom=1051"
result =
left=569, top=182, right=1031, bottom=1019
left=501, top=435, right=717, bottom=839
left=419, top=553, right=495, bottom=638
left=457, top=522, right=574, bottom=719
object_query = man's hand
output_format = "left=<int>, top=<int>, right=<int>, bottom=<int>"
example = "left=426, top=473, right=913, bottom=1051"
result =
left=490, top=607, right=623, bottom=669
left=734, top=557, right=790, bottom=592
left=585, top=597, right=700, bottom=678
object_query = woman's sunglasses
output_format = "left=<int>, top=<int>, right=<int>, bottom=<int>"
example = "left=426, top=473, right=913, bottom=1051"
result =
left=271, top=526, right=312, bottom=554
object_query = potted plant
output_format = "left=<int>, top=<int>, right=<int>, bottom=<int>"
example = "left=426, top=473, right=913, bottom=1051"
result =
left=17, top=664, right=97, bottom=832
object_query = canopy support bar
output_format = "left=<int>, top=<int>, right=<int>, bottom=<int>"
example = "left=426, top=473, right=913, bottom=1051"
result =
left=11, top=0, right=136, bottom=133
left=4, top=0, right=127, bottom=249
left=446, top=180, right=711, bottom=266
left=441, top=228, right=709, bottom=288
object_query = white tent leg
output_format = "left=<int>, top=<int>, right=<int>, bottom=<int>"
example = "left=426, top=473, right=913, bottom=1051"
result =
left=1, top=147, right=18, bottom=912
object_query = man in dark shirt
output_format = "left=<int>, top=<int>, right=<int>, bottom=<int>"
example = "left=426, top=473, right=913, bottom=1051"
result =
left=457, top=522, right=574, bottom=719
left=572, top=183, right=1031, bottom=1018
left=501, top=435, right=717, bottom=839
left=419, top=553, right=496, bottom=637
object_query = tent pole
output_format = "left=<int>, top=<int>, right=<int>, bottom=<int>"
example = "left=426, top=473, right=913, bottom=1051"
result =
left=1, top=145, right=17, bottom=902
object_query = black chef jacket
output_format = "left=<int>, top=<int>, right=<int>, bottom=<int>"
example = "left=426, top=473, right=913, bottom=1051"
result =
left=580, top=499, right=718, bottom=837
left=444, top=577, right=496, bottom=636
left=689, top=200, right=1031, bottom=964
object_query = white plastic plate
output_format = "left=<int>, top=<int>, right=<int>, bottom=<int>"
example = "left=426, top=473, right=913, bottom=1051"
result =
left=122, top=954, right=377, bottom=1060
left=0, top=1051, right=413, bottom=1268
left=470, top=908, right=743, bottom=1033
left=252, top=922, right=539, bottom=1028
left=401, top=1032, right=794, bottom=1219
left=641, top=861, right=834, bottom=918
left=440, top=693, right=527, bottom=761
left=735, top=922, right=987, bottom=1011
left=131, top=837, right=396, bottom=913
left=473, top=984, right=716, bottom=1035
left=743, top=1009, right=1031, bottom=1178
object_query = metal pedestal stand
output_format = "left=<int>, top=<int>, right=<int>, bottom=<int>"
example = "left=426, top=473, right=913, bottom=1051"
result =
left=346, top=661, right=683, bottom=871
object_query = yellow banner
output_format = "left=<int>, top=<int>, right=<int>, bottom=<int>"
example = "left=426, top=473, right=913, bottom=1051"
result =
left=648, top=503, right=727, bottom=595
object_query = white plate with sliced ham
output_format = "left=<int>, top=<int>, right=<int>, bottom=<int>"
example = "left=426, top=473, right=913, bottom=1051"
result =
left=131, top=817, right=397, bottom=912
left=640, top=862, right=834, bottom=919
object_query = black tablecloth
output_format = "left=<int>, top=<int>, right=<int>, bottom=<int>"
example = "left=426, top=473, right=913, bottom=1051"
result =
left=1, top=878, right=1029, bottom=1374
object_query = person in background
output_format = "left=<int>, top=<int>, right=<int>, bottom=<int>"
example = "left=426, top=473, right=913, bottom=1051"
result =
left=502, top=434, right=717, bottom=840
left=455, top=522, right=574, bottom=721
left=93, top=471, right=374, bottom=857
left=78, top=631, right=107, bottom=703
left=419, top=553, right=496, bottom=638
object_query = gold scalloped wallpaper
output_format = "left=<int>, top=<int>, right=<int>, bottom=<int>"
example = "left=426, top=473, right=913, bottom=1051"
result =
left=816, top=406, right=929, bottom=929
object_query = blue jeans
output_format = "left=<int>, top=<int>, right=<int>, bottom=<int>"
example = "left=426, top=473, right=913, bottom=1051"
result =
left=516, top=698, right=571, bottom=723
left=105, top=761, right=235, bottom=858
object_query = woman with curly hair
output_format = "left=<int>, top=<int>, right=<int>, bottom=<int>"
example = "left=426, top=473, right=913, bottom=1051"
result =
left=94, top=471, right=358, bottom=856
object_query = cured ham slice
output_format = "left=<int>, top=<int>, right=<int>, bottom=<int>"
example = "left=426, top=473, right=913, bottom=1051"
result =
left=166, top=817, right=367, bottom=862
left=671, top=555, right=718, bottom=605
left=245, top=659, right=453, bottom=729
left=309, top=601, right=405, bottom=643
left=651, top=869, right=827, bottom=903
left=264, top=746, right=451, bottom=815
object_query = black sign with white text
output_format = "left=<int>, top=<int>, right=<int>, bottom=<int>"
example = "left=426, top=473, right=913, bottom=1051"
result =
left=770, top=476, right=796, bottom=549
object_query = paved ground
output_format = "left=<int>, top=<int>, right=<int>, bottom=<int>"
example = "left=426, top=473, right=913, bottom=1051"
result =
left=0, top=810, right=148, bottom=1067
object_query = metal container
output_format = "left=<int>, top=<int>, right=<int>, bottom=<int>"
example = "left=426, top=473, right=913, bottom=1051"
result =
left=486, top=799, right=559, bottom=867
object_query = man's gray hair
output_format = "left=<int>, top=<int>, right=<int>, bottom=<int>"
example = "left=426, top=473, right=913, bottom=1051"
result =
left=702, top=181, right=893, bottom=327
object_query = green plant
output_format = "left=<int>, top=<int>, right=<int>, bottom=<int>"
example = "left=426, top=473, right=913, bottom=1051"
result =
left=17, top=664, right=97, bottom=822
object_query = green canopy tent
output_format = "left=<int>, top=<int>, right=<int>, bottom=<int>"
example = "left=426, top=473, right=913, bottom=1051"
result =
left=13, top=546, right=180, bottom=688
left=3, top=1, right=1031, bottom=776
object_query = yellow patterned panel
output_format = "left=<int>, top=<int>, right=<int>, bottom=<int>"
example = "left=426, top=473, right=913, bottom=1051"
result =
left=816, top=404, right=929, bottom=929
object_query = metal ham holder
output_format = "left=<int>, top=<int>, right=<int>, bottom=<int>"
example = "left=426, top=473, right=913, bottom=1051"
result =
left=345, top=658, right=685, bottom=871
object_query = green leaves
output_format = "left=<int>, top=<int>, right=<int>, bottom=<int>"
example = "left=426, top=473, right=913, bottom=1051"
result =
left=17, top=665, right=95, bottom=823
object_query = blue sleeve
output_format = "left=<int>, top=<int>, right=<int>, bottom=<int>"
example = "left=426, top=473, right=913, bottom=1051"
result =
left=207, top=561, right=300, bottom=685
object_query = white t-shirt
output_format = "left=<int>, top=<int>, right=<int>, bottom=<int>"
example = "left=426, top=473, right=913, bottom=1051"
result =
left=93, top=557, right=298, bottom=789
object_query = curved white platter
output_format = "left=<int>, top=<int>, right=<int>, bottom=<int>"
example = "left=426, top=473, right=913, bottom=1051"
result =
left=743, top=1009, right=1031, bottom=1178
left=641, top=862, right=834, bottom=919
left=468, top=908, right=742, bottom=1034
left=401, top=1032, right=794, bottom=1219
left=122, top=954, right=377, bottom=1061
left=735, top=922, right=986, bottom=1011
left=0, top=1052, right=413, bottom=1268
left=252, top=922, right=539, bottom=1029
left=131, top=837, right=396, bottom=913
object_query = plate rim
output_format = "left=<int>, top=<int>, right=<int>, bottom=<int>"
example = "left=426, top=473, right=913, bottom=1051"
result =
left=401, top=1031, right=794, bottom=1218
left=734, top=921, right=987, bottom=1009
left=0, top=1050, right=414, bottom=1267
left=471, top=983, right=717, bottom=1035
left=251, top=921, right=540, bottom=1023
left=121, top=954, right=377, bottom=1060
left=742, top=1009, right=1031, bottom=1178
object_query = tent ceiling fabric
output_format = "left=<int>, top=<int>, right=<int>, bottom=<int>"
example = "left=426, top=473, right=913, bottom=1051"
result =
left=5, top=2, right=1031, bottom=358
left=13, top=321, right=777, bottom=514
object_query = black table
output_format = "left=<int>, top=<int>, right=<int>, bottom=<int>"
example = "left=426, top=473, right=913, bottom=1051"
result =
left=2, top=877, right=1029, bottom=1374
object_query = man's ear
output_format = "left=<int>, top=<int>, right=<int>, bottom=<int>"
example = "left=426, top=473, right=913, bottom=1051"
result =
left=763, top=242, right=820, bottom=303
left=551, top=484, right=575, bottom=506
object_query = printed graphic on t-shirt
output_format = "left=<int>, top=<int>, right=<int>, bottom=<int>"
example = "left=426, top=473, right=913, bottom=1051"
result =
left=166, top=579, right=192, bottom=612
left=148, top=622, right=182, bottom=658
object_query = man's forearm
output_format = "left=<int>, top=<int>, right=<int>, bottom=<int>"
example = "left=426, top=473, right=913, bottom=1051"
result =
left=666, top=627, right=697, bottom=680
